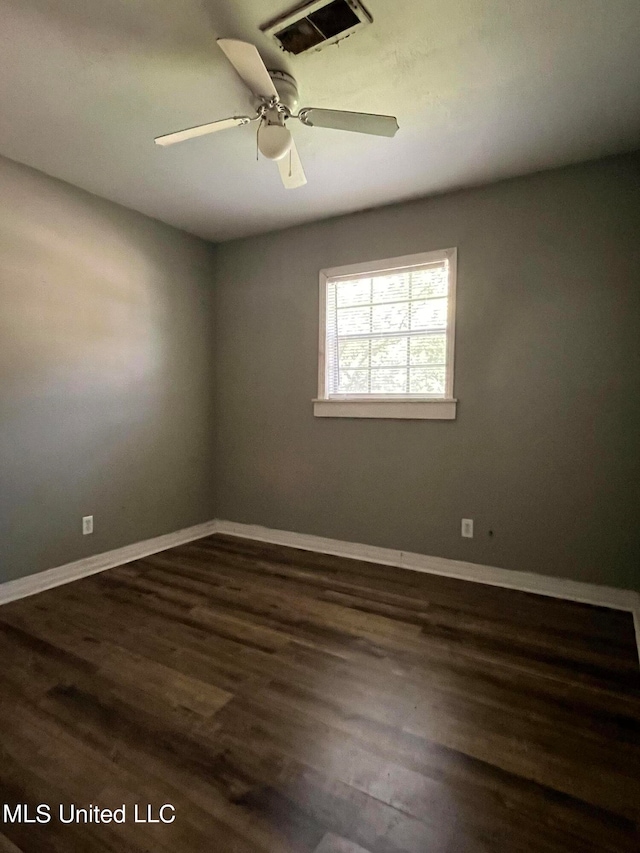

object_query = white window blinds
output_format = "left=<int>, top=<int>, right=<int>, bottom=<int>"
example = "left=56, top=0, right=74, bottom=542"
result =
left=324, top=258, right=452, bottom=398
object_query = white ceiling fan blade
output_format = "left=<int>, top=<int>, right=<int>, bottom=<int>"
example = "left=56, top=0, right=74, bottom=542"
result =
left=277, top=140, right=307, bottom=189
left=217, top=39, right=278, bottom=100
left=155, top=116, right=251, bottom=146
left=298, top=108, right=399, bottom=137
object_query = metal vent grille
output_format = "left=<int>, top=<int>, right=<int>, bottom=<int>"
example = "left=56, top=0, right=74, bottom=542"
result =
left=262, top=0, right=372, bottom=56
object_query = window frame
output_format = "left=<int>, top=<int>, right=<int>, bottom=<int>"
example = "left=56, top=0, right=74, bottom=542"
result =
left=314, top=248, right=457, bottom=419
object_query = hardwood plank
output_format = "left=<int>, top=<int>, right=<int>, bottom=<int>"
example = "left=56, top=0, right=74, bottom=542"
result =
left=0, top=532, right=638, bottom=852
left=211, top=695, right=636, bottom=852
left=314, top=834, right=373, bottom=853
left=0, top=834, right=24, bottom=853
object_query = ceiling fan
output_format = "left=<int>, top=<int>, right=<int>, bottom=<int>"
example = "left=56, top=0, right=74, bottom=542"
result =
left=154, top=38, right=399, bottom=189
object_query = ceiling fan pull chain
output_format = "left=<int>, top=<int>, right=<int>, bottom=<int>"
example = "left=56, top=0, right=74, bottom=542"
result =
left=289, top=148, right=293, bottom=178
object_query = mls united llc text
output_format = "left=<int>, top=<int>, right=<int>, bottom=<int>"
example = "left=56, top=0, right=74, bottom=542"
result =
left=2, top=804, right=176, bottom=825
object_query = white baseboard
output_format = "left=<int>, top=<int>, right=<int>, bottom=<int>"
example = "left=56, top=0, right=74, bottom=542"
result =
left=0, top=519, right=219, bottom=607
left=1, top=516, right=639, bottom=660
left=215, top=519, right=640, bottom=660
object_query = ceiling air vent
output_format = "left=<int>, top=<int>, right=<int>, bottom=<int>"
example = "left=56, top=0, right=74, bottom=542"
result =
left=261, top=0, right=372, bottom=56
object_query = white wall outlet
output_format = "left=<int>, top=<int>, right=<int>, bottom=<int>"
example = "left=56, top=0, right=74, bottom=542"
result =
left=82, top=515, right=93, bottom=535
left=461, top=518, right=474, bottom=538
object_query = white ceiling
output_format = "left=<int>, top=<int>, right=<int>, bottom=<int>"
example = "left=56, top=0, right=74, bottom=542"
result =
left=1, top=0, right=640, bottom=241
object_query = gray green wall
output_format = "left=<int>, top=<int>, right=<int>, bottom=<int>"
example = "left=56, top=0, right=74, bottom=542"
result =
left=3, top=151, right=639, bottom=592
left=0, top=155, right=217, bottom=583
left=213, top=151, right=640, bottom=591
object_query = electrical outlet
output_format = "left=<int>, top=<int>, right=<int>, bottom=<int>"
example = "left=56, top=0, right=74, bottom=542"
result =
left=461, top=518, right=473, bottom=538
left=82, top=515, right=93, bottom=535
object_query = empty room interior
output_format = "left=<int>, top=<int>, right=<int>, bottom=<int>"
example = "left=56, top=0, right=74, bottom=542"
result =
left=1, top=0, right=640, bottom=851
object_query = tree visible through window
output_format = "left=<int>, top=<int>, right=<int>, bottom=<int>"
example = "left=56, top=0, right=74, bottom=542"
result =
left=320, top=250, right=456, bottom=402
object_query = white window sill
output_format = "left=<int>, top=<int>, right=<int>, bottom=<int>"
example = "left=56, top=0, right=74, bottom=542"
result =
left=313, top=398, right=457, bottom=420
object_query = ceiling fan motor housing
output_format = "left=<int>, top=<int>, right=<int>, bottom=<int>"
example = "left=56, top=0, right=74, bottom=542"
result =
left=267, top=70, right=299, bottom=114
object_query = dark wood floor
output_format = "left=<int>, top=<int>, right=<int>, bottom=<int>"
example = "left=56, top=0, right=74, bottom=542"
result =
left=0, top=534, right=639, bottom=853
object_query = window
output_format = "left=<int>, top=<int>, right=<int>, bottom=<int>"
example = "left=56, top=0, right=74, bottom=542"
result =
left=315, top=248, right=457, bottom=419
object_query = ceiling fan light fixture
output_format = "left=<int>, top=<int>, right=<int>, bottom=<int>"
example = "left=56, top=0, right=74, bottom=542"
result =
left=258, top=122, right=293, bottom=160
